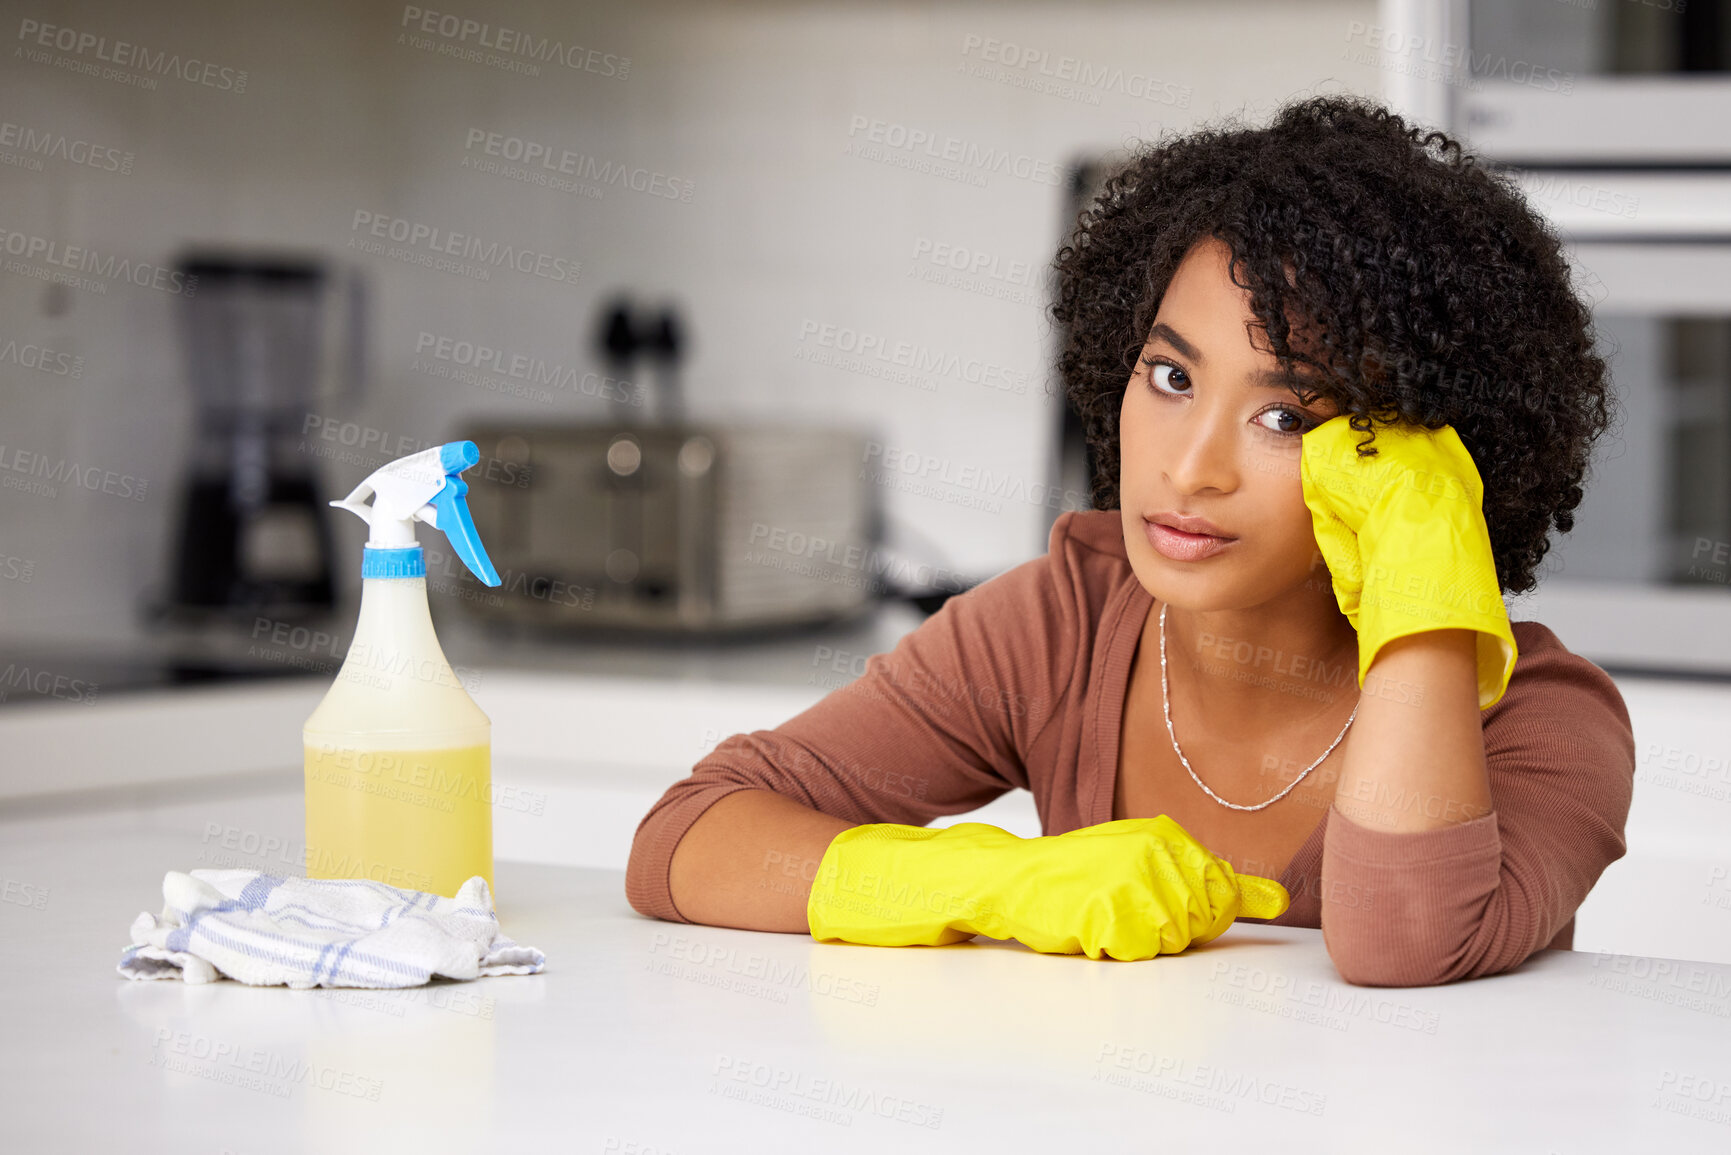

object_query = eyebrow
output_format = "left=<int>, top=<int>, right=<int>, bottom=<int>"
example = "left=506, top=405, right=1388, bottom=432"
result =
left=1147, top=322, right=1315, bottom=395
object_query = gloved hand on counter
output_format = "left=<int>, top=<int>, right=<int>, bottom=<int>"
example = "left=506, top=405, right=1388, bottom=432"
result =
left=805, top=815, right=1291, bottom=961
left=1300, top=415, right=1518, bottom=710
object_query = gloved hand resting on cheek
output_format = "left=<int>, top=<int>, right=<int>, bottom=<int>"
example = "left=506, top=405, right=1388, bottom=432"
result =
left=806, top=815, right=1291, bottom=961
left=1299, top=415, right=1518, bottom=710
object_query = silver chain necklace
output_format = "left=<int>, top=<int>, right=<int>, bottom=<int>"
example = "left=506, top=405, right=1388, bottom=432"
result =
left=1158, top=602, right=1358, bottom=812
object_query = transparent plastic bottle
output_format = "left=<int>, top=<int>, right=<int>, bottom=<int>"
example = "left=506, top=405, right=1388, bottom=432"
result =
left=302, top=442, right=502, bottom=899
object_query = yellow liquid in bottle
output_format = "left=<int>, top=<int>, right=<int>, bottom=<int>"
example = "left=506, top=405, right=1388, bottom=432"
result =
left=303, top=741, right=493, bottom=900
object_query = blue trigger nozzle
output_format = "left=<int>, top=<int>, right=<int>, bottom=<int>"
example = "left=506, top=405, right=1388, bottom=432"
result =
left=432, top=441, right=501, bottom=587
left=440, top=440, right=480, bottom=475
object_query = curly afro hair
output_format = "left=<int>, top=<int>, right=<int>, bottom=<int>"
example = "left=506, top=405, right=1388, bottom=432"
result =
left=1050, top=93, right=1615, bottom=596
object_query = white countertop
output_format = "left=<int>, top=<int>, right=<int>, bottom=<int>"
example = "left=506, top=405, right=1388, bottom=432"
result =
left=4, top=780, right=1731, bottom=1152
left=5, top=654, right=1731, bottom=967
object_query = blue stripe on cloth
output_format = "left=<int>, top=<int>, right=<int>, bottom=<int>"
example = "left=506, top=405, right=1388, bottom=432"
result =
left=182, top=919, right=429, bottom=985
left=171, top=894, right=241, bottom=953
left=376, top=897, right=419, bottom=929
left=237, top=874, right=287, bottom=911
left=189, top=919, right=429, bottom=985
left=325, top=939, right=358, bottom=981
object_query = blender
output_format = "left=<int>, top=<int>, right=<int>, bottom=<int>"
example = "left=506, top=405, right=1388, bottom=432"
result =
left=163, top=250, right=364, bottom=622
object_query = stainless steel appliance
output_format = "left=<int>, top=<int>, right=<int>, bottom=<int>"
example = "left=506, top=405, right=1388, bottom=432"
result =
left=1366, top=0, right=1731, bottom=676
left=452, top=422, right=883, bottom=634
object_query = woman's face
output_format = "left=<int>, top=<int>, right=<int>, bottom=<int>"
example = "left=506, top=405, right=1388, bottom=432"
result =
left=1118, top=235, right=1340, bottom=612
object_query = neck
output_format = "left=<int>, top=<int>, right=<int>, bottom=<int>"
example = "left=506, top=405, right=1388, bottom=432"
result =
left=1147, top=589, right=1361, bottom=731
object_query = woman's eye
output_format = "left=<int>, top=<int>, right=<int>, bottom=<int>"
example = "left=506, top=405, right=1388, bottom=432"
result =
left=1143, top=357, right=1190, bottom=396
left=1255, top=407, right=1314, bottom=437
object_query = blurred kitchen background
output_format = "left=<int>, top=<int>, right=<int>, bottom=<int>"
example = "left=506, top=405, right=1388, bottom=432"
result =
left=3, top=0, right=1731, bottom=962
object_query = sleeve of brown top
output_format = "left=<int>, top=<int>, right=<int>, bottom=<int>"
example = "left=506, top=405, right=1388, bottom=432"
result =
left=1318, top=621, right=1636, bottom=987
left=623, top=518, right=1082, bottom=923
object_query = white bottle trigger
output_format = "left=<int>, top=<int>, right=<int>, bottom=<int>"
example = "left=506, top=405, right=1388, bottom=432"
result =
left=328, top=440, right=501, bottom=583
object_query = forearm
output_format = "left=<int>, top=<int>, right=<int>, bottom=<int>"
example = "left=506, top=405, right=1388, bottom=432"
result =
left=666, top=788, right=855, bottom=933
left=1320, top=629, right=1506, bottom=985
left=1333, top=629, right=1492, bottom=833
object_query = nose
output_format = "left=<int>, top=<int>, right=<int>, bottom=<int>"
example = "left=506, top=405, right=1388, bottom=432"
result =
left=1161, top=402, right=1241, bottom=496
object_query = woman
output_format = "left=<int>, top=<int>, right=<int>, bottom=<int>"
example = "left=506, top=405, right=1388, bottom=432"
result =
left=624, top=94, right=1634, bottom=989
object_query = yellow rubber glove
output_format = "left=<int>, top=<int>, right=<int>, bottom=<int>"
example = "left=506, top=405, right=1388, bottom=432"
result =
left=806, top=816, right=1291, bottom=961
left=1299, top=415, right=1517, bottom=710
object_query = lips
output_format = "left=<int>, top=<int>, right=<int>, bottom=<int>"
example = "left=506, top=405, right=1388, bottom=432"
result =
left=1149, top=512, right=1236, bottom=539
left=1143, top=514, right=1237, bottom=562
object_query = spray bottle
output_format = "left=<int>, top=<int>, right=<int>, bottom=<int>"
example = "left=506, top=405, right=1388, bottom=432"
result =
left=303, top=441, right=502, bottom=899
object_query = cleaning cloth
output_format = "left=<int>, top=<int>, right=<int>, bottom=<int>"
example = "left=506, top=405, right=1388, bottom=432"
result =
left=117, top=869, right=544, bottom=988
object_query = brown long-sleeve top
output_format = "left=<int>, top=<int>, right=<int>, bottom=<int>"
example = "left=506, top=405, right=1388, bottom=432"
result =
left=625, top=509, right=1636, bottom=987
